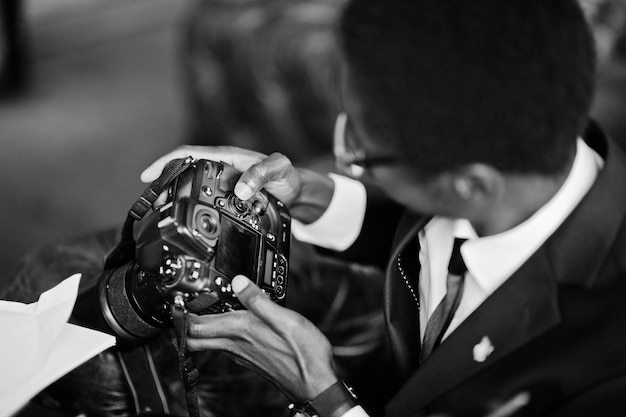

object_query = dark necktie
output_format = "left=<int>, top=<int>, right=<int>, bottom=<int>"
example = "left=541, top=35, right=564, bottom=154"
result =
left=420, top=237, right=468, bottom=362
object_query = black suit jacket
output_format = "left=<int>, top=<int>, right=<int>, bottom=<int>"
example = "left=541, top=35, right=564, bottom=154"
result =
left=351, top=126, right=626, bottom=416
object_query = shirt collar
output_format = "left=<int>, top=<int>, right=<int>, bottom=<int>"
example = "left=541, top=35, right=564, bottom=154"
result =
left=453, top=138, right=603, bottom=293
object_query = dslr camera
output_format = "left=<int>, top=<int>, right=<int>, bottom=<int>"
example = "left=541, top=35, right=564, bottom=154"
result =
left=98, top=158, right=291, bottom=344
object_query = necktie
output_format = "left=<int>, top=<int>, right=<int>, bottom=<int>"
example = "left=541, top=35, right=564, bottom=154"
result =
left=420, top=237, right=468, bottom=362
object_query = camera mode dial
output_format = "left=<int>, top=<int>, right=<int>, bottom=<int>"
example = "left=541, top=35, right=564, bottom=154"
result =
left=228, top=195, right=249, bottom=216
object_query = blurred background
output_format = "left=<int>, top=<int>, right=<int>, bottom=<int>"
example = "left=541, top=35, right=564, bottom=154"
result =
left=1, top=0, right=626, bottom=288
left=1, top=0, right=626, bottom=416
left=0, top=0, right=347, bottom=289
left=0, top=0, right=189, bottom=288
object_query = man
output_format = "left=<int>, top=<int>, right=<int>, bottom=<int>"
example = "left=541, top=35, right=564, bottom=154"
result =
left=141, top=0, right=626, bottom=415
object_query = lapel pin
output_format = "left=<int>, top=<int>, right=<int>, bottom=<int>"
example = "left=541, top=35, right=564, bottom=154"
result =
left=473, top=336, right=495, bottom=362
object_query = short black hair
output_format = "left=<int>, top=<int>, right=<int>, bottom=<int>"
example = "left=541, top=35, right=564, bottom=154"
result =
left=339, top=0, right=596, bottom=177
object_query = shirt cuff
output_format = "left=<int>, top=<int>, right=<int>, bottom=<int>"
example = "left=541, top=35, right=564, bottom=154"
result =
left=291, top=173, right=366, bottom=251
left=342, top=405, right=370, bottom=417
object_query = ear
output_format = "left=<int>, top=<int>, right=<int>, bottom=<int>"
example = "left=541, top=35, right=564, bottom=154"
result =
left=450, top=164, right=505, bottom=205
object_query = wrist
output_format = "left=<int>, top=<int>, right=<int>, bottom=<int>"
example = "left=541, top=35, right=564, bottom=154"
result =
left=289, top=169, right=334, bottom=224
left=289, top=380, right=358, bottom=417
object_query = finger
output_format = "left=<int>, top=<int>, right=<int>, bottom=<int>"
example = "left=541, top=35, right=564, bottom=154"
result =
left=187, top=311, right=249, bottom=339
left=186, top=336, right=233, bottom=352
left=140, top=146, right=268, bottom=183
left=486, top=392, right=530, bottom=417
left=235, top=152, right=298, bottom=200
left=231, top=275, right=285, bottom=324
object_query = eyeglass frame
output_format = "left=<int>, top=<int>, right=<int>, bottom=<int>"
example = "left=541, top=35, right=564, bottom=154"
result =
left=333, top=112, right=398, bottom=178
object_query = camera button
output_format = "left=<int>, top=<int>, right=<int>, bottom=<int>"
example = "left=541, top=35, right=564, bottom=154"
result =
left=252, top=200, right=266, bottom=216
left=275, top=285, right=285, bottom=298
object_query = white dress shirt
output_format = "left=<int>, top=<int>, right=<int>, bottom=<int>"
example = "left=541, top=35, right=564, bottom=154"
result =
left=419, top=138, right=603, bottom=341
left=290, top=138, right=602, bottom=417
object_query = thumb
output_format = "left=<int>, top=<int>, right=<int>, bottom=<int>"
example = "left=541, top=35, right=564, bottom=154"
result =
left=231, top=275, right=280, bottom=320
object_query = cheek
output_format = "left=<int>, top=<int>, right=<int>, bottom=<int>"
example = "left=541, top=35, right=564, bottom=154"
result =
left=373, top=169, right=467, bottom=217
left=388, top=188, right=438, bottom=214
left=374, top=172, right=440, bottom=215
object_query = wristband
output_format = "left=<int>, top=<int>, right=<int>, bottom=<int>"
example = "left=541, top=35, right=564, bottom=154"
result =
left=288, top=381, right=358, bottom=417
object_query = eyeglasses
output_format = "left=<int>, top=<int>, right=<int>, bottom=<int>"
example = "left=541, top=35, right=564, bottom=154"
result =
left=333, top=112, right=397, bottom=179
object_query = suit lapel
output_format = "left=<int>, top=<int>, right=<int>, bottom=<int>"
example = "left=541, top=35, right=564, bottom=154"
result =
left=386, top=245, right=561, bottom=416
left=384, top=212, right=430, bottom=382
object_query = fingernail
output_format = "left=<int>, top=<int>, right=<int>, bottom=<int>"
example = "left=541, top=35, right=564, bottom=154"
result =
left=231, top=275, right=250, bottom=293
left=234, top=183, right=253, bottom=200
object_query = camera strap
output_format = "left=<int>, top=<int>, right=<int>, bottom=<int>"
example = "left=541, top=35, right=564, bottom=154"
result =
left=117, top=344, right=172, bottom=416
left=171, top=303, right=201, bottom=417
left=102, top=156, right=200, bottom=417
left=104, top=157, right=196, bottom=270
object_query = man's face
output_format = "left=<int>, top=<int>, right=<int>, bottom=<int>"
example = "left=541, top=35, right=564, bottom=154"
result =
left=337, top=73, right=458, bottom=216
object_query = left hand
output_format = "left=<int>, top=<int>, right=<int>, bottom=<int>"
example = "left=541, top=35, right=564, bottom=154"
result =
left=186, top=275, right=339, bottom=402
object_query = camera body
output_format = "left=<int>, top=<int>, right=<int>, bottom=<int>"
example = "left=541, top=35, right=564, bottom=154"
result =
left=99, top=159, right=290, bottom=343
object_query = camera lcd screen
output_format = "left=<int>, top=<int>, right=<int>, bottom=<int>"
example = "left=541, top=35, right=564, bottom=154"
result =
left=215, top=215, right=260, bottom=279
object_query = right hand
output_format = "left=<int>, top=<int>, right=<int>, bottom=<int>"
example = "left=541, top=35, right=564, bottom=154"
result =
left=141, top=145, right=334, bottom=223
left=187, top=275, right=339, bottom=403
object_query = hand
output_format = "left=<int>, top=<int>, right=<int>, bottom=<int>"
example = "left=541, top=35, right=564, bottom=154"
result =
left=141, top=145, right=302, bottom=205
left=186, top=275, right=339, bottom=402
left=140, top=145, right=334, bottom=223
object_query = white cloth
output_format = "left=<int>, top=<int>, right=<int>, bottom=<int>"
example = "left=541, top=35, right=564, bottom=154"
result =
left=0, top=274, right=116, bottom=417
